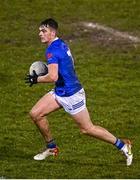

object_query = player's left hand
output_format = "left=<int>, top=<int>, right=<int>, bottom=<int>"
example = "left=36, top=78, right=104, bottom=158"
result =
left=25, top=70, right=38, bottom=87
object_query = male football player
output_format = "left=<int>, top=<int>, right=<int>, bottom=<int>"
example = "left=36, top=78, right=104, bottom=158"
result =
left=25, top=18, right=133, bottom=166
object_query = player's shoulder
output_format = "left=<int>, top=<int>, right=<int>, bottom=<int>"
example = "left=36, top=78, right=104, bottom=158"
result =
left=52, top=38, right=67, bottom=48
left=48, top=38, right=68, bottom=53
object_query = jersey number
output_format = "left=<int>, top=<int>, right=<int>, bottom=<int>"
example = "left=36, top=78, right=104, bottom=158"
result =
left=67, top=49, right=74, bottom=64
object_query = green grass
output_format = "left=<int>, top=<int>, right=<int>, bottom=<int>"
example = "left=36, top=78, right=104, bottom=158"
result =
left=0, top=0, right=140, bottom=178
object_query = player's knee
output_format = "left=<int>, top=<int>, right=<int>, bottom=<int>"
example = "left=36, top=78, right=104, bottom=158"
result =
left=80, top=128, right=89, bottom=135
left=80, top=126, right=95, bottom=135
left=29, top=109, right=42, bottom=122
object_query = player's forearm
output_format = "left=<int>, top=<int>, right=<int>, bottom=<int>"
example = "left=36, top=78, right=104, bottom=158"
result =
left=37, top=73, right=58, bottom=83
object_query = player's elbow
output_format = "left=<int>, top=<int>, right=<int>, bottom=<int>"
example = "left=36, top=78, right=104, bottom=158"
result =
left=49, top=73, right=58, bottom=82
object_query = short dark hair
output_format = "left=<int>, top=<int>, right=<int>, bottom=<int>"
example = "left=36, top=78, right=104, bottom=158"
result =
left=40, top=18, right=58, bottom=30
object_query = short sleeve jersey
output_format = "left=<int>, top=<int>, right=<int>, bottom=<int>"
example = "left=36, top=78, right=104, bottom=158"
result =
left=45, top=38, right=82, bottom=97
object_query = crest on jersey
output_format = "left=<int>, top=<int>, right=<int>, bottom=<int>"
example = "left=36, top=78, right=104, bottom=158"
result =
left=47, top=53, right=53, bottom=59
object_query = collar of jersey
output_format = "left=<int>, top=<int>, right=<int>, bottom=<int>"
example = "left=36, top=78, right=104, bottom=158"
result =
left=48, top=37, right=59, bottom=47
left=51, top=37, right=59, bottom=44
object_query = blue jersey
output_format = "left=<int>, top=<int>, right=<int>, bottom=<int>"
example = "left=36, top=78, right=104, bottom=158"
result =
left=45, top=38, right=82, bottom=97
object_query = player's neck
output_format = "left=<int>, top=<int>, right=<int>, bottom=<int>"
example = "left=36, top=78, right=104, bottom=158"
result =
left=48, top=37, right=59, bottom=45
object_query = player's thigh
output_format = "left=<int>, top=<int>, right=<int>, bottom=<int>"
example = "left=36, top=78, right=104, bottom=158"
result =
left=30, top=93, right=61, bottom=117
left=71, top=108, right=94, bottom=130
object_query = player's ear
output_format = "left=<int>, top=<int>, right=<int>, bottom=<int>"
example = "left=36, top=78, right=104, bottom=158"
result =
left=51, top=29, right=57, bottom=37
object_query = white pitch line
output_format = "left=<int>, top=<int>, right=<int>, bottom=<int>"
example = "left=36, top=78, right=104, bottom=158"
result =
left=82, top=22, right=140, bottom=43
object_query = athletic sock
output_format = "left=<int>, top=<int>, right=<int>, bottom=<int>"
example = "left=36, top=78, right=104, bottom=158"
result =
left=114, top=138, right=125, bottom=150
left=47, top=139, right=56, bottom=149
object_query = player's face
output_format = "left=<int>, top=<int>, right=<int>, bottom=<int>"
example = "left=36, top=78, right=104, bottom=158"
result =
left=39, top=25, right=53, bottom=44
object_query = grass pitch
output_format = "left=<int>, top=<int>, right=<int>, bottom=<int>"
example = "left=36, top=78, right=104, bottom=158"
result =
left=0, top=0, right=140, bottom=179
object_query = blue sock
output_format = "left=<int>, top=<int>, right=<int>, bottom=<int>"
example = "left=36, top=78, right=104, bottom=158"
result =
left=114, top=138, right=125, bottom=150
left=47, top=139, right=56, bottom=149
